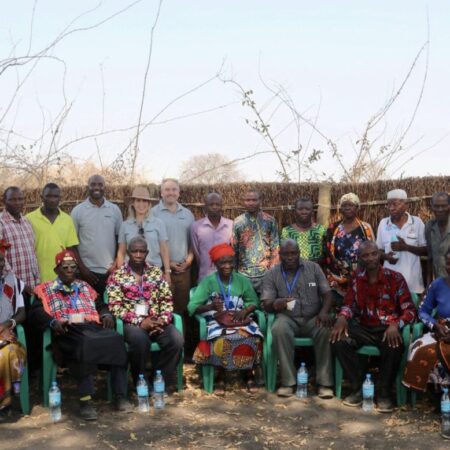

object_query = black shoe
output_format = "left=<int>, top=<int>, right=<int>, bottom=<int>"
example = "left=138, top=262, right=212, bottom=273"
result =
left=343, top=391, right=363, bottom=407
left=377, top=396, right=394, bottom=413
left=79, top=400, right=98, bottom=421
left=114, top=395, right=133, bottom=413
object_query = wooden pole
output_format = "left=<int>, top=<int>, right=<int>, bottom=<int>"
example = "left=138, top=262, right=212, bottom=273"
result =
left=317, top=183, right=331, bottom=226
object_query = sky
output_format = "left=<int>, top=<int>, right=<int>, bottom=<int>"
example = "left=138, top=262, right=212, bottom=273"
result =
left=1, top=0, right=449, bottom=183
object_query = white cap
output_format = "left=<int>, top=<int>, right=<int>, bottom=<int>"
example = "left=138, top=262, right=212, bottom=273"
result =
left=387, top=189, right=407, bottom=200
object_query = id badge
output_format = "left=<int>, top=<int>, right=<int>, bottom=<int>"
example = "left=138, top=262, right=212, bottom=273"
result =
left=69, top=313, right=85, bottom=324
left=135, top=303, right=149, bottom=316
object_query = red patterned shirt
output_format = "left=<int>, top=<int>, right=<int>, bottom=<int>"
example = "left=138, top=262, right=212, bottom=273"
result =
left=340, top=266, right=416, bottom=327
left=0, top=211, right=40, bottom=288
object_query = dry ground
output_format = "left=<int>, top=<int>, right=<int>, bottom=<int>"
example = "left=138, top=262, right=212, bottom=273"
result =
left=0, top=365, right=448, bottom=450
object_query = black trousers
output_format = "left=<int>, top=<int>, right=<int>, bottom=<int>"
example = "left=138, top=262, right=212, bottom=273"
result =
left=24, top=292, right=42, bottom=372
left=332, top=321, right=404, bottom=398
left=77, top=366, right=127, bottom=397
left=123, top=323, right=184, bottom=387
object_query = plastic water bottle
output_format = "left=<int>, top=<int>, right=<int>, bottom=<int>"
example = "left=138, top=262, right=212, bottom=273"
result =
left=441, top=387, right=450, bottom=439
left=296, top=362, right=308, bottom=398
left=153, top=370, right=165, bottom=410
left=390, top=235, right=399, bottom=259
left=49, top=381, right=62, bottom=422
left=362, top=374, right=374, bottom=412
left=136, top=374, right=150, bottom=413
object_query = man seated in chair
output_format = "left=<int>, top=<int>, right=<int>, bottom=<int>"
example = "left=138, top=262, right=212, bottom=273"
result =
left=330, top=240, right=417, bottom=413
left=261, top=239, right=334, bottom=398
left=30, top=249, right=132, bottom=421
left=106, top=236, right=184, bottom=394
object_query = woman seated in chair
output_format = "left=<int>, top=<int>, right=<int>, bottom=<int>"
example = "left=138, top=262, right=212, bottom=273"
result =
left=403, top=250, right=450, bottom=397
left=187, top=243, right=263, bottom=393
left=30, top=249, right=132, bottom=421
left=0, top=241, right=26, bottom=421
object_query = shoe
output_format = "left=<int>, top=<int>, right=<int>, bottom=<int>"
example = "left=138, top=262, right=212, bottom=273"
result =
left=376, top=397, right=394, bottom=413
left=343, top=391, right=363, bottom=407
left=79, top=400, right=98, bottom=421
left=276, top=386, right=295, bottom=397
left=317, top=386, right=334, bottom=399
left=114, top=395, right=133, bottom=413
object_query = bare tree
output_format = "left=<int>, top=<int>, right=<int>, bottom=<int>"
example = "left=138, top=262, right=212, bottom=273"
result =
left=179, top=153, right=244, bottom=184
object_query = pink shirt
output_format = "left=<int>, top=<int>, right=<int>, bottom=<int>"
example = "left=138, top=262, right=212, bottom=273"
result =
left=190, top=216, right=233, bottom=282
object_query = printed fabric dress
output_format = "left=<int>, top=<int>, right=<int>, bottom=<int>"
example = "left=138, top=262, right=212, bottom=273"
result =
left=188, top=271, right=263, bottom=370
left=323, top=219, right=375, bottom=297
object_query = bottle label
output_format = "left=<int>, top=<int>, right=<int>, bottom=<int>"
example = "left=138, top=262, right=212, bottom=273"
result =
left=154, top=381, right=165, bottom=393
left=442, top=400, right=450, bottom=413
left=297, top=374, right=308, bottom=384
left=137, top=386, right=149, bottom=397
left=363, top=384, right=374, bottom=397
left=49, top=392, right=61, bottom=407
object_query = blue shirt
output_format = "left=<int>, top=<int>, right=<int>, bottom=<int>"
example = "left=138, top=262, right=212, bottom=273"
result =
left=419, top=277, right=450, bottom=328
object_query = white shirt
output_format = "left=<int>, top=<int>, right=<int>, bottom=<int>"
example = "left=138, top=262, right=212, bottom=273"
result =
left=376, top=213, right=426, bottom=293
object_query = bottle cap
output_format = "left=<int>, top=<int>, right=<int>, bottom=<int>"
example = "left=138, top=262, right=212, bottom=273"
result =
left=139, top=374, right=144, bottom=379
left=52, top=381, right=57, bottom=386
left=366, top=373, right=371, bottom=379
left=444, top=387, right=449, bottom=394
left=156, top=369, right=161, bottom=375
left=301, top=362, right=305, bottom=367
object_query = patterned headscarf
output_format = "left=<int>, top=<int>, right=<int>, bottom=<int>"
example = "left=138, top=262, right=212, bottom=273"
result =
left=339, top=192, right=360, bottom=207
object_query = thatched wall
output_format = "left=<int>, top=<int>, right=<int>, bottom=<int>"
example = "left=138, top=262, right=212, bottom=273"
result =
left=6, top=175, right=450, bottom=230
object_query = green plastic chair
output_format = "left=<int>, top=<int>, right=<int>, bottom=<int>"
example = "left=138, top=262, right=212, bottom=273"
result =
left=335, top=293, right=418, bottom=406
left=104, top=292, right=184, bottom=397
left=264, top=313, right=315, bottom=393
left=191, top=288, right=267, bottom=393
left=15, top=324, right=30, bottom=414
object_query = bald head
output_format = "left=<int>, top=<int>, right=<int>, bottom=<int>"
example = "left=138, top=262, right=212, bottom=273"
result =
left=88, top=174, right=105, bottom=202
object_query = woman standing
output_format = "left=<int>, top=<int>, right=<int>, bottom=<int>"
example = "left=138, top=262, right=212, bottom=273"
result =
left=116, top=186, right=171, bottom=283
left=281, top=198, right=326, bottom=263
left=188, top=243, right=263, bottom=393
left=323, top=193, right=375, bottom=306
left=0, top=241, right=26, bottom=421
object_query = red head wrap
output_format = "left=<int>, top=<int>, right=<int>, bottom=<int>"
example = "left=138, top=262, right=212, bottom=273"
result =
left=208, top=243, right=235, bottom=263
left=0, top=239, right=11, bottom=255
left=54, top=249, right=77, bottom=268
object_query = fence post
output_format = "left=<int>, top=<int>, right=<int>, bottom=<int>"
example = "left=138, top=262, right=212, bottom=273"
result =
left=317, top=183, right=331, bottom=226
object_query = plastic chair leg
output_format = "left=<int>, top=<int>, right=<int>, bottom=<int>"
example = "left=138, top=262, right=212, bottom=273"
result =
left=20, top=362, right=30, bottom=415
left=176, top=351, right=184, bottom=391
left=335, top=358, right=343, bottom=399
left=202, top=365, right=214, bottom=393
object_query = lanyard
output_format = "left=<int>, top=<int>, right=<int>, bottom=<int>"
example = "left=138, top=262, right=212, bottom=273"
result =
left=138, top=280, right=145, bottom=302
left=216, top=273, right=232, bottom=310
left=281, top=267, right=300, bottom=297
left=69, top=285, right=79, bottom=310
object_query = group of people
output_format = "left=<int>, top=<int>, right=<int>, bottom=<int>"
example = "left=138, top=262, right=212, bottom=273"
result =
left=0, top=176, right=448, bottom=429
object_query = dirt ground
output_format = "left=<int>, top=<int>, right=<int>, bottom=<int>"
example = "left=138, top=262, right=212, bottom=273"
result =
left=1, top=365, right=448, bottom=450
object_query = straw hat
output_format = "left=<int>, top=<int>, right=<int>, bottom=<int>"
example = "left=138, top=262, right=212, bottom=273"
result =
left=130, top=186, right=151, bottom=201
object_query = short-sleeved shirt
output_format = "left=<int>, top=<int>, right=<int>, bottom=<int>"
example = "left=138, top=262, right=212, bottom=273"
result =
left=281, top=224, right=326, bottom=262
left=425, top=218, right=450, bottom=279
left=376, top=213, right=426, bottom=293
left=118, top=216, right=168, bottom=267
left=261, top=261, right=331, bottom=321
left=0, top=210, right=40, bottom=288
left=26, top=208, right=79, bottom=282
left=191, top=216, right=233, bottom=282
left=71, top=198, right=123, bottom=274
left=151, top=201, right=195, bottom=263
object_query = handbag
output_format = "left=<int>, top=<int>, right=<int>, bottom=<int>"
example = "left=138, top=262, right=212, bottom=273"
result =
left=215, top=310, right=251, bottom=328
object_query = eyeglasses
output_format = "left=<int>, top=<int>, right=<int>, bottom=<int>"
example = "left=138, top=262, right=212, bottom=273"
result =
left=61, top=264, right=77, bottom=270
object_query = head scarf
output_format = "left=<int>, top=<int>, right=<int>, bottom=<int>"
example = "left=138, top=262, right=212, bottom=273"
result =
left=54, top=249, right=77, bottom=269
left=339, top=192, right=360, bottom=207
left=209, top=243, right=235, bottom=263
left=0, top=239, right=11, bottom=255
left=387, top=189, right=407, bottom=200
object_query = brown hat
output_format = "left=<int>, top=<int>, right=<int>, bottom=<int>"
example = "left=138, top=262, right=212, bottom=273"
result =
left=130, top=186, right=151, bottom=201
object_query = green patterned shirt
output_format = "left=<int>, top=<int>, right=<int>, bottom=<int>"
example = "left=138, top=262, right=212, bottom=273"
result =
left=281, top=224, right=326, bottom=262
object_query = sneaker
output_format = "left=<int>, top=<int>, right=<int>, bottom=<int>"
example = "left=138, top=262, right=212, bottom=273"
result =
left=79, top=400, right=98, bottom=421
left=317, top=386, right=334, bottom=399
left=376, top=397, right=394, bottom=413
left=343, top=391, right=363, bottom=407
left=276, top=386, right=295, bottom=397
left=114, top=395, right=133, bottom=413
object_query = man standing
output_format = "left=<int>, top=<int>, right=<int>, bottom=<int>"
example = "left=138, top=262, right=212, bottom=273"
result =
left=331, top=241, right=416, bottom=412
left=27, top=183, right=79, bottom=282
left=425, top=192, right=450, bottom=282
left=191, top=192, right=233, bottom=282
left=261, top=239, right=334, bottom=398
left=0, top=186, right=40, bottom=294
left=232, top=188, right=279, bottom=295
left=376, top=189, right=427, bottom=295
left=151, top=178, right=195, bottom=316
left=71, top=175, right=123, bottom=297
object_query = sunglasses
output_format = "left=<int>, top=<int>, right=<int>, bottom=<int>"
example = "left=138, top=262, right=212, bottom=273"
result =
left=61, top=264, right=77, bottom=270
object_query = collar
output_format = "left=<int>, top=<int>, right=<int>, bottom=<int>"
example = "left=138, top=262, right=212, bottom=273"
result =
left=244, top=211, right=262, bottom=221
left=387, top=212, right=413, bottom=227
left=158, top=200, right=182, bottom=212
left=52, top=278, right=81, bottom=294
left=358, top=266, right=386, bottom=283
left=124, top=261, right=152, bottom=275
left=202, top=215, right=225, bottom=228
left=86, top=198, right=108, bottom=208
left=38, top=207, right=61, bottom=219
left=1, top=210, right=23, bottom=223
left=280, top=260, right=304, bottom=273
